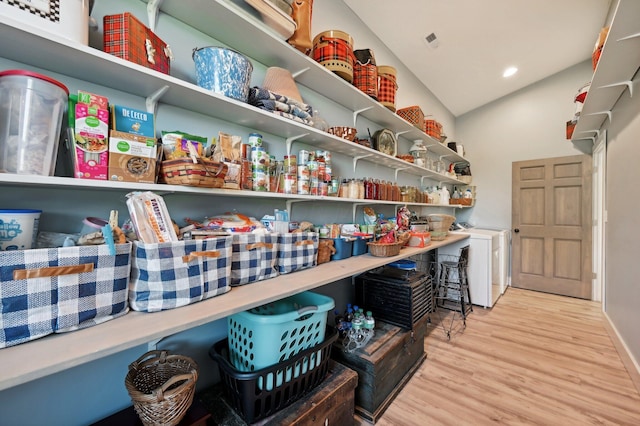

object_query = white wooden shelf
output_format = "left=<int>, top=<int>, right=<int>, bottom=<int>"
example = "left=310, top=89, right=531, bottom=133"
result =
left=139, top=0, right=467, bottom=163
left=571, top=0, right=640, bottom=151
left=0, top=13, right=466, bottom=185
left=0, top=233, right=468, bottom=391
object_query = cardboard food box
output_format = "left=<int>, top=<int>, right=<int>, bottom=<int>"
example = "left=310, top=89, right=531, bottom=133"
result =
left=73, top=101, right=110, bottom=180
left=111, top=104, right=155, bottom=137
left=108, top=130, right=158, bottom=183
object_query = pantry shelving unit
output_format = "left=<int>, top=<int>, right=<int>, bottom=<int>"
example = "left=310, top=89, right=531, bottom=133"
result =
left=0, top=233, right=468, bottom=391
left=570, top=0, right=640, bottom=153
left=0, top=0, right=473, bottom=392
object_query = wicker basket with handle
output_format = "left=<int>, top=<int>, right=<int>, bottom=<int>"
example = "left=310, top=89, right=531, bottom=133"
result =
left=159, top=157, right=228, bottom=188
left=125, top=350, right=199, bottom=426
left=427, top=214, right=456, bottom=241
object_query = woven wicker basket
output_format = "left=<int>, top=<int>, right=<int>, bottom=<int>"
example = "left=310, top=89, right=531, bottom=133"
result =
left=125, top=350, right=199, bottom=426
left=427, top=214, right=456, bottom=241
left=159, top=158, right=228, bottom=188
left=367, top=232, right=411, bottom=257
left=397, top=106, right=425, bottom=132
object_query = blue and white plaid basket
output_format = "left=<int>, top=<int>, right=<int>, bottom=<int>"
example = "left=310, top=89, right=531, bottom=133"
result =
left=276, top=232, right=318, bottom=274
left=230, top=233, right=279, bottom=286
left=0, top=243, right=132, bottom=349
left=130, top=236, right=233, bottom=312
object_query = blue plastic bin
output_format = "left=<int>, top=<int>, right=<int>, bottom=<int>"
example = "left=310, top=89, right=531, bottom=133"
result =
left=227, top=291, right=335, bottom=372
left=352, top=236, right=370, bottom=256
left=331, top=237, right=354, bottom=261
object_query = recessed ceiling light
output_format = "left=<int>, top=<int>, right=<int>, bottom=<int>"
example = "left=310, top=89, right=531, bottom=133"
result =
left=503, top=67, right=518, bottom=78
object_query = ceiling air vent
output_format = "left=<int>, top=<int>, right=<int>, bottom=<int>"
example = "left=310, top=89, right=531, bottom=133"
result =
left=425, top=32, right=439, bottom=49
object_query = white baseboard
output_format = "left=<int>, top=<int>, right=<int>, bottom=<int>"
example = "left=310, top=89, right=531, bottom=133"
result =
left=602, top=311, right=640, bottom=394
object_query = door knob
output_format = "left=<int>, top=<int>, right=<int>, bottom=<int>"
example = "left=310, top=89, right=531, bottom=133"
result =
left=514, top=228, right=520, bottom=233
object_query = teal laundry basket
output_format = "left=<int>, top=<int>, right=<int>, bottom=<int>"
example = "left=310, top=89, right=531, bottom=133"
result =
left=227, top=291, right=334, bottom=372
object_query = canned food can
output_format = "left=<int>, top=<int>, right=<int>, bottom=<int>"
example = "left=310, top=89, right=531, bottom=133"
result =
left=297, top=179, right=310, bottom=195
left=253, top=170, right=269, bottom=191
left=318, top=181, right=328, bottom=196
left=298, top=150, right=309, bottom=165
left=284, top=155, right=297, bottom=174
left=248, top=132, right=263, bottom=147
left=284, top=174, right=297, bottom=194
left=324, top=164, right=332, bottom=182
left=251, top=147, right=268, bottom=168
left=317, top=162, right=326, bottom=181
left=297, top=164, right=310, bottom=180
left=241, top=159, right=253, bottom=190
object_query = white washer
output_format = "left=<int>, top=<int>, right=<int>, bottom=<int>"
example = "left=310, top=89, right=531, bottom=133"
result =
left=440, top=229, right=509, bottom=308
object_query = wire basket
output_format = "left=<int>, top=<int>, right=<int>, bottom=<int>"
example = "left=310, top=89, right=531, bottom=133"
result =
left=227, top=291, right=335, bottom=372
left=125, top=350, right=199, bottom=426
left=427, top=214, right=456, bottom=241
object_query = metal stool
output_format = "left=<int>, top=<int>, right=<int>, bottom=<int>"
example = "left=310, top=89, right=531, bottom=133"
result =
left=433, top=245, right=472, bottom=339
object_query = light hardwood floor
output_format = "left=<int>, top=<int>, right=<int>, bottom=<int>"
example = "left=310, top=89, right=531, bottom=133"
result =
left=373, top=287, right=640, bottom=425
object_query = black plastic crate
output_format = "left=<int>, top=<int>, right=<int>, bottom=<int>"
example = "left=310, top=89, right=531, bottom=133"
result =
left=209, top=327, right=338, bottom=424
left=356, top=267, right=432, bottom=330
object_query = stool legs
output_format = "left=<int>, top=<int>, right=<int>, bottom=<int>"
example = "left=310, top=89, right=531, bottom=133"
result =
left=434, top=258, right=472, bottom=340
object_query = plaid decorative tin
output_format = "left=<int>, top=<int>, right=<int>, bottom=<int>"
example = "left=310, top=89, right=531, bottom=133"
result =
left=397, top=106, right=426, bottom=131
left=312, top=30, right=355, bottom=83
left=103, top=12, right=172, bottom=75
left=230, top=233, right=279, bottom=286
left=129, top=236, right=232, bottom=312
left=0, top=243, right=132, bottom=349
left=377, top=65, right=397, bottom=112
left=353, top=62, right=378, bottom=100
left=276, top=232, right=318, bottom=274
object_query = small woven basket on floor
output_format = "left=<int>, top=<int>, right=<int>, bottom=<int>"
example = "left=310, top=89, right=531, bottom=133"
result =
left=125, top=350, right=199, bottom=426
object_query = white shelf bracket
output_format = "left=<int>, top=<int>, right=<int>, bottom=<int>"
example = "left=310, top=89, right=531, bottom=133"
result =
left=286, top=199, right=311, bottom=218
left=352, top=203, right=370, bottom=223
left=598, top=80, right=634, bottom=98
left=394, top=130, right=410, bottom=140
left=577, top=129, right=600, bottom=137
left=145, top=85, right=169, bottom=115
left=285, top=133, right=309, bottom=157
left=394, top=167, right=409, bottom=180
left=146, top=0, right=165, bottom=32
left=291, top=68, right=310, bottom=79
left=573, top=137, right=596, bottom=144
left=617, top=32, right=640, bottom=42
left=353, top=107, right=373, bottom=127
left=353, top=154, right=373, bottom=173
left=585, top=110, right=613, bottom=124
left=147, top=337, right=164, bottom=351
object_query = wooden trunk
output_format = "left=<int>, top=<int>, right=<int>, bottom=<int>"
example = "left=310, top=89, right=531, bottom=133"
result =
left=331, top=317, right=427, bottom=423
left=200, top=360, right=358, bottom=425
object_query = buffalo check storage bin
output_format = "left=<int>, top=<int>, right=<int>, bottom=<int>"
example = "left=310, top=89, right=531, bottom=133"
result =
left=275, top=232, right=318, bottom=274
left=130, top=236, right=232, bottom=312
left=230, top=233, right=279, bottom=286
left=0, top=243, right=132, bottom=349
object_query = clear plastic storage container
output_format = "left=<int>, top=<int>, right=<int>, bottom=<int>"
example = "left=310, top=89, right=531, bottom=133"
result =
left=0, top=70, right=69, bottom=176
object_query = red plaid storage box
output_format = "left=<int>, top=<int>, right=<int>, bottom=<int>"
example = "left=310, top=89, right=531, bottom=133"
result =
left=275, top=232, right=318, bottom=274
left=129, top=236, right=232, bottom=312
left=103, top=12, right=171, bottom=75
left=0, top=243, right=132, bottom=349
left=230, top=233, right=279, bottom=286
left=397, top=106, right=426, bottom=132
